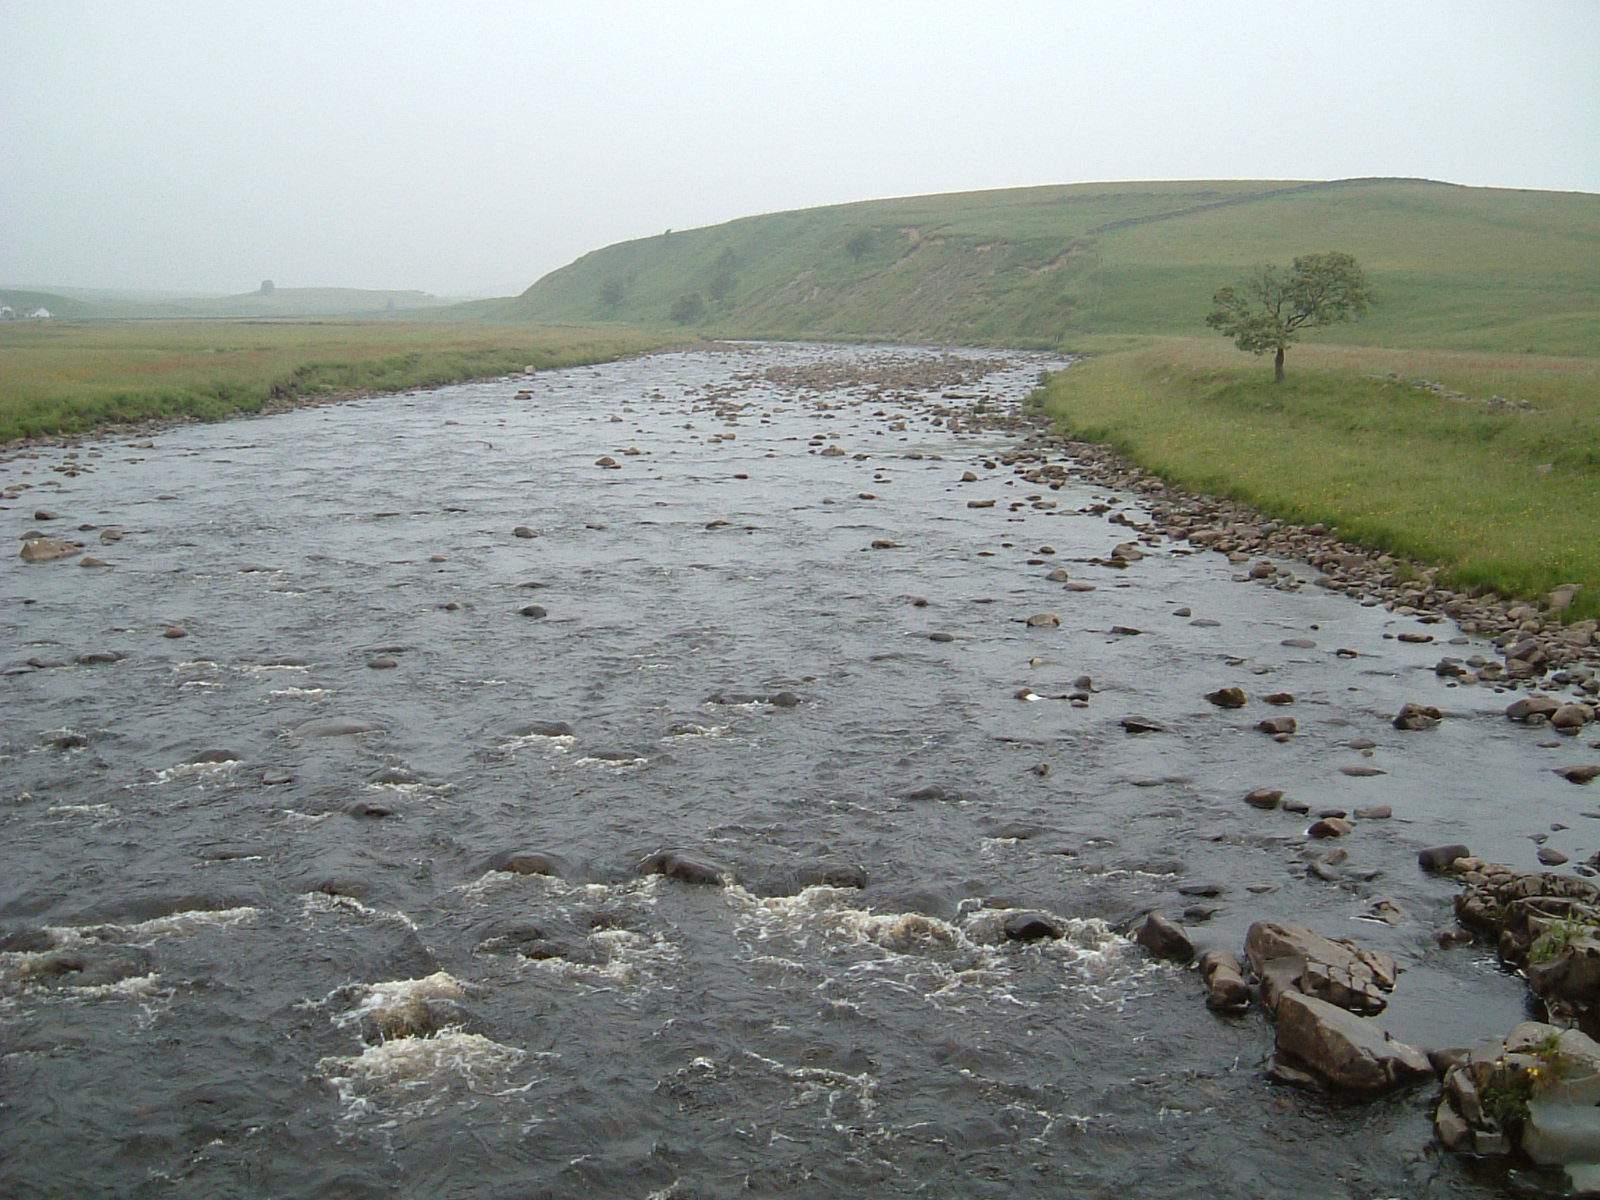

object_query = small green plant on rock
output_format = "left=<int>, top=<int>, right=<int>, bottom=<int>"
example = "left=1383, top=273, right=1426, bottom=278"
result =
left=1480, top=1060, right=1536, bottom=1129
left=1529, top=914, right=1598, bottom=964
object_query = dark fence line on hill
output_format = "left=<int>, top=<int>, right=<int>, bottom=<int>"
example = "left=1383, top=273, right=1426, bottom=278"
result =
left=1081, top=176, right=1451, bottom=239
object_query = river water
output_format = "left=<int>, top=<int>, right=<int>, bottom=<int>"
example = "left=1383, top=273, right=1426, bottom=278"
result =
left=3, top=342, right=1591, bottom=1198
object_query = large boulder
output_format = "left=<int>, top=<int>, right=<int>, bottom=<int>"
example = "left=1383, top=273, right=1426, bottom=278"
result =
left=1273, top=991, right=1432, bottom=1096
left=1245, top=920, right=1397, bottom=1015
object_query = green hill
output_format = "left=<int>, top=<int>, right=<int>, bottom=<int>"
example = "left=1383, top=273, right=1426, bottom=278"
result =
left=498, top=178, right=1600, bottom=355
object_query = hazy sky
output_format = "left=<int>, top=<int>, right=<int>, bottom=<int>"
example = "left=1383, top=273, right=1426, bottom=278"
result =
left=3, top=0, right=1596, bottom=297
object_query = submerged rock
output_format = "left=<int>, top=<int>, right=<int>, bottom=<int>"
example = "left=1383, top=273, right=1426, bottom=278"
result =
left=488, top=850, right=570, bottom=878
left=19, top=537, right=80, bottom=563
left=638, top=849, right=734, bottom=886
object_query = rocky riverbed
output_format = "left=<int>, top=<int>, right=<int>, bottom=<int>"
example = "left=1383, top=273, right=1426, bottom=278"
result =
left=4, top=342, right=1599, bottom=1198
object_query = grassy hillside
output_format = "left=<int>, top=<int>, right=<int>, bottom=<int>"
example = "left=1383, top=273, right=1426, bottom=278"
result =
left=500, top=178, right=1600, bottom=356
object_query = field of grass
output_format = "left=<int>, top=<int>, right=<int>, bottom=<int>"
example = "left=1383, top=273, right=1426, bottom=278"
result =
left=0, top=320, right=672, bottom=443
left=1036, top=338, right=1600, bottom=621
left=503, top=178, right=1600, bottom=358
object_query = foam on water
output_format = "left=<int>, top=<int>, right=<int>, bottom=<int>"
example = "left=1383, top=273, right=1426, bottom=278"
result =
left=44, top=802, right=119, bottom=819
left=44, top=906, right=262, bottom=948
left=728, top=886, right=1147, bottom=1009
left=318, top=1031, right=529, bottom=1120
left=152, top=759, right=239, bottom=783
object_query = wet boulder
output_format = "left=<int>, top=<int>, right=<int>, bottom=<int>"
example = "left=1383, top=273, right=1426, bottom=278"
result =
left=1134, top=912, right=1195, bottom=962
left=1120, top=715, right=1166, bottom=735
left=20, top=945, right=155, bottom=989
left=359, top=996, right=481, bottom=1043
left=798, top=863, right=869, bottom=890
left=1552, top=703, right=1596, bottom=731
left=1205, top=687, right=1248, bottom=709
left=1002, top=911, right=1065, bottom=942
left=1419, top=844, right=1473, bottom=872
left=639, top=849, right=734, bottom=886
left=1272, top=991, right=1432, bottom=1096
left=295, top=717, right=383, bottom=738
left=19, top=537, right=81, bottom=563
left=1507, top=695, right=1563, bottom=723
left=1199, top=949, right=1251, bottom=1013
left=507, top=719, right=575, bottom=738
left=1393, top=703, right=1442, bottom=731
left=487, top=850, right=570, bottom=878
left=1245, top=920, right=1397, bottom=1015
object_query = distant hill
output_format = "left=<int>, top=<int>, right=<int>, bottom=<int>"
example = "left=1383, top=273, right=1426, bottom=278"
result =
left=0, top=288, right=98, bottom=318
left=494, top=178, right=1600, bottom=355
left=0, top=286, right=452, bottom=320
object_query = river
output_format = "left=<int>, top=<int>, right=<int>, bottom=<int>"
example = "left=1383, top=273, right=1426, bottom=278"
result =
left=2, top=341, right=1584, bottom=1197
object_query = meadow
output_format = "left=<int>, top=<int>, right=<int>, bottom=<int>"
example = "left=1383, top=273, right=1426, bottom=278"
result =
left=0, top=320, right=671, bottom=443
left=1037, top=338, right=1600, bottom=621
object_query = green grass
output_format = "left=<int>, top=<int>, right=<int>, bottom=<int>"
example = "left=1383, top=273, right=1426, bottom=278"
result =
left=0, top=320, right=673, bottom=443
left=1036, top=339, right=1600, bottom=620
left=499, top=178, right=1600, bottom=357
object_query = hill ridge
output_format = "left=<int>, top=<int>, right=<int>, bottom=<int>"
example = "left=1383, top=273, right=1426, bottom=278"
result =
left=499, top=178, right=1599, bottom=355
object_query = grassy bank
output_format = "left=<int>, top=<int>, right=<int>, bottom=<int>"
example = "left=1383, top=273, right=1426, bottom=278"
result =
left=1036, top=339, right=1600, bottom=621
left=0, top=320, right=673, bottom=443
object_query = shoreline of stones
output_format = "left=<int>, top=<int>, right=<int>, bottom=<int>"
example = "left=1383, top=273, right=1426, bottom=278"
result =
left=995, top=416, right=1598, bottom=696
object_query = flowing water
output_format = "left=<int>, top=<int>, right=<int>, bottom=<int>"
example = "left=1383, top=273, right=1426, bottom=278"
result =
left=3, top=342, right=1590, bottom=1198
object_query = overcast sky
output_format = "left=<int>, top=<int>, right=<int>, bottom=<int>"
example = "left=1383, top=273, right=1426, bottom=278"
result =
left=3, top=0, right=1596, bottom=297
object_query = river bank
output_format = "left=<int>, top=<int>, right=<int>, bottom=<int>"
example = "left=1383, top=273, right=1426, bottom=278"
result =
left=0, top=319, right=674, bottom=445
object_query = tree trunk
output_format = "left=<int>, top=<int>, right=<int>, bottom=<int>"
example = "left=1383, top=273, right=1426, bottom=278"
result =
left=1273, top=346, right=1285, bottom=382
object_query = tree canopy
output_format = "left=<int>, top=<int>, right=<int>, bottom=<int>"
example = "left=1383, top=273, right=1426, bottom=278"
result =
left=1206, top=252, right=1372, bottom=380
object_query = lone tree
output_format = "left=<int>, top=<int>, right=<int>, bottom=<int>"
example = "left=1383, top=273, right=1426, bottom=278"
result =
left=1206, top=252, right=1372, bottom=381
left=845, top=229, right=875, bottom=263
